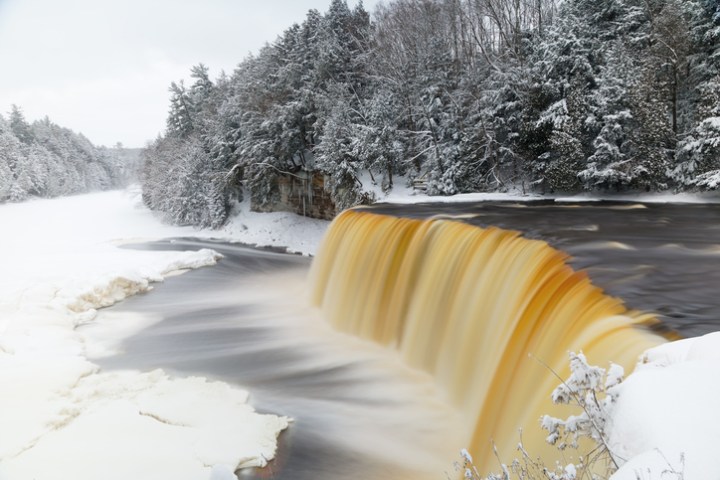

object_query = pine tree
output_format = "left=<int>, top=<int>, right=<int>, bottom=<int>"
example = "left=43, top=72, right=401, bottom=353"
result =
left=672, top=0, right=720, bottom=187
left=9, top=105, right=34, bottom=145
left=0, top=132, right=16, bottom=201
left=579, top=43, right=636, bottom=190
left=523, top=6, right=599, bottom=191
left=25, top=144, right=51, bottom=196
left=167, top=81, right=195, bottom=138
left=361, top=87, right=405, bottom=190
left=315, top=95, right=372, bottom=209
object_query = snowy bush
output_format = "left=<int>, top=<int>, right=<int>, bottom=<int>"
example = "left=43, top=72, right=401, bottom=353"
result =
left=425, top=160, right=461, bottom=196
left=458, top=352, right=625, bottom=480
left=541, top=352, right=622, bottom=461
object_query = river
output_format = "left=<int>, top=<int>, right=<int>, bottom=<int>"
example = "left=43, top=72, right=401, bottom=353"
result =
left=82, top=200, right=720, bottom=479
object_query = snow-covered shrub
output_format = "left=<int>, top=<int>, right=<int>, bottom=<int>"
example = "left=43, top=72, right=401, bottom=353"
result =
left=425, top=160, right=461, bottom=196
left=541, top=352, right=622, bottom=461
left=458, top=352, right=624, bottom=480
left=457, top=447, right=583, bottom=480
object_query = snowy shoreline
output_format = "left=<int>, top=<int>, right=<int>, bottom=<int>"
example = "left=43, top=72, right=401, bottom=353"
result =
left=380, top=187, right=720, bottom=206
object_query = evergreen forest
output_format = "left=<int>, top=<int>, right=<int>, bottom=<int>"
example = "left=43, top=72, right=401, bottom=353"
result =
left=0, top=106, right=133, bottom=202
left=142, top=0, right=720, bottom=227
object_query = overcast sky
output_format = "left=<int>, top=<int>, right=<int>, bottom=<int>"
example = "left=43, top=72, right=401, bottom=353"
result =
left=0, top=0, right=380, bottom=147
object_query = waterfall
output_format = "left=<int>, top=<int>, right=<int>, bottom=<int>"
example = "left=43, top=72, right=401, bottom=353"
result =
left=309, top=209, right=665, bottom=473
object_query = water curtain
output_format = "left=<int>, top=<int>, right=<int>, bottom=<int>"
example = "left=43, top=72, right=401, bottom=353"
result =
left=309, top=210, right=664, bottom=472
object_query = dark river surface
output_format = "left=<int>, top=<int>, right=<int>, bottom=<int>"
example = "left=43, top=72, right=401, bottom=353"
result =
left=85, top=200, right=720, bottom=479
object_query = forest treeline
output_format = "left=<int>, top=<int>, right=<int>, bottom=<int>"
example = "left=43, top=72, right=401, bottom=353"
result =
left=0, top=106, right=132, bottom=202
left=142, top=0, right=720, bottom=227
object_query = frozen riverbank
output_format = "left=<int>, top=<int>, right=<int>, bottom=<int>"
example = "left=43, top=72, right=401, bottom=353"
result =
left=0, top=189, right=303, bottom=480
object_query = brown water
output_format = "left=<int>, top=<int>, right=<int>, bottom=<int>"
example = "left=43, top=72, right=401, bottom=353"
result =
left=87, top=201, right=720, bottom=479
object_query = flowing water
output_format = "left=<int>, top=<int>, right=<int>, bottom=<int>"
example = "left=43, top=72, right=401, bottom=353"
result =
left=362, top=200, right=720, bottom=337
left=83, top=201, right=720, bottom=479
left=85, top=239, right=465, bottom=480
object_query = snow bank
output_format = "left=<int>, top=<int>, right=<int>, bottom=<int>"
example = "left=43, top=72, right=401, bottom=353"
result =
left=381, top=189, right=538, bottom=204
left=62, top=249, right=221, bottom=313
left=0, top=189, right=291, bottom=480
left=215, top=198, right=329, bottom=255
left=0, top=370, right=290, bottom=480
left=379, top=187, right=720, bottom=205
left=609, top=332, right=720, bottom=480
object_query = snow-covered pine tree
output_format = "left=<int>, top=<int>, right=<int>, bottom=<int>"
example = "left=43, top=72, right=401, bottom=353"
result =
left=360, top=87, right=405, bottom=191
left=166, top=81, right=195, bottom=139
left=579, top=43, right=637, bottom=190
left=315, top=92, right=372, bottom=210
left=672, top=0, right=720, bottom=187
left=24, top=143, right=51, bottom=196
left=523, top=5, right=598, bottom=192
left=9, top=105, right=35, bottom=145
left=0, top=130, right=19, bottom=201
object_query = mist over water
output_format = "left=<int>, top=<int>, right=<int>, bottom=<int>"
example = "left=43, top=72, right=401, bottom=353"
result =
left=84, top=201, right=720, bottom=478
left=84, top=240, right=464, bottom=480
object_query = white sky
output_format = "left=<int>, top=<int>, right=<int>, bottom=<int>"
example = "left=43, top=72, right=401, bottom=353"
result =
left=0, top=0, right=380, bottom=148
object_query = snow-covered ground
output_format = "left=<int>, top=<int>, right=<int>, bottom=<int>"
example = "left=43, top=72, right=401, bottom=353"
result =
left=2, top=186, right=717, bottom=479
left=217, top=197, right=329, bottom=255
left=0, top=189, right=330, bottom=480
left=608, top=334, right=720, bottom=480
